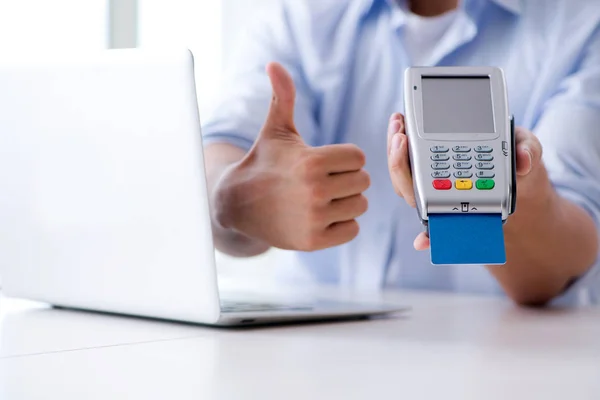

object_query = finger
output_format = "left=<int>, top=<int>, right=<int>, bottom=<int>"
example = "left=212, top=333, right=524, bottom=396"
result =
left=387, top=113, right=405, bottom=155
left=326, top=194, right=369, bottom=224
left=321, top=220, right=360, bottom=248
left=514, top=127, right=543, bottom=176
left=263, top=62, right=298, bottom=136
left=413, top=232, right=430, bottom=251
left=325, top=170, right=371, bottom=200
left=313, top=143, right=366, bottom=173
left=388, top=133, right=416, bottom=207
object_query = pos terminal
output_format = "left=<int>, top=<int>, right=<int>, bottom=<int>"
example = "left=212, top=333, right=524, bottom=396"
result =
left=404, top=67, right=517, bottom=265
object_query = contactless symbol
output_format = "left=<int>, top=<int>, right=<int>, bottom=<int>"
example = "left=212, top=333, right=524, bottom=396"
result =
left=461, top=203, right=469, bottom=213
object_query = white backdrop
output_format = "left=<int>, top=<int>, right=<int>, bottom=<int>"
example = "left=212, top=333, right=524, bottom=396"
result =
left=0, top=0, right=107, bottom=52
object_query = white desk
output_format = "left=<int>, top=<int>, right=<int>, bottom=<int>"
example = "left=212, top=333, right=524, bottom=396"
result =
left=1, top=290, right=599, bottom=400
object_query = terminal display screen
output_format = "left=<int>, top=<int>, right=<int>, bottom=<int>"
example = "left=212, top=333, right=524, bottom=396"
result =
left=422, top=77, right=495, bottom=134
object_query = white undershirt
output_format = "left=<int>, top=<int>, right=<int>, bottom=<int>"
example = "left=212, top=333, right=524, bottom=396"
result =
left=400, top=9, right=459, bottom=66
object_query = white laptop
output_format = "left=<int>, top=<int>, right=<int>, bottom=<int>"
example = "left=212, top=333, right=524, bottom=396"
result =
left=0, top=49, right=404, bottom=326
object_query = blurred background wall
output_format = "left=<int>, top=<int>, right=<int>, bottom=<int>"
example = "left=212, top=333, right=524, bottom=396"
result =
left=0, top=0, right=285, bottom=281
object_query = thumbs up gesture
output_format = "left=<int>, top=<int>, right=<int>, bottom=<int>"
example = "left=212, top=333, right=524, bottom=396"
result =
left=214, top=63, right=370, bottom=251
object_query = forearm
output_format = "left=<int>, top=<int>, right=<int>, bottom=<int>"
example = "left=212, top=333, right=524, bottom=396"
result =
left=488, top=167, right=599, bottom=306
left=205, top=143, right=271, bottom=258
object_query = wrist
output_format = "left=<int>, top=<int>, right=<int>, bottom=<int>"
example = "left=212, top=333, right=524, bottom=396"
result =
left=210, top=163, right=241, bottom=231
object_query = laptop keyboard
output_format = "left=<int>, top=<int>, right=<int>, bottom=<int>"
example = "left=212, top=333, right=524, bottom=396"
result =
left=220, top=300, right=314, bottom=313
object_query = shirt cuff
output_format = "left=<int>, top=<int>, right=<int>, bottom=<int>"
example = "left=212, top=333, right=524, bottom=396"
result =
left=201, top=132, right=255, bottom=152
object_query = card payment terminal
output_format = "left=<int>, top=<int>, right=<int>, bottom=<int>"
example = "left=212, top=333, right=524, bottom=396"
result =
left=404, top=67, right=517, bottom=265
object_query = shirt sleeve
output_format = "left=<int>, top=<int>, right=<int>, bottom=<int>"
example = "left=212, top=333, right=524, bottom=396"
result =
left=532, top=27, right=600, bottom=306
left=201, top=1, right=319, bottom=151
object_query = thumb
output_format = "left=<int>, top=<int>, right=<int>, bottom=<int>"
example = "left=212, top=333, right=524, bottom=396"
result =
left=263, top=62, right=298, bottom=136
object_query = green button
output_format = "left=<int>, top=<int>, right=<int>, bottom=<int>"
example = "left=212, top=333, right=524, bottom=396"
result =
left=476, top=179, right=495, bottom=190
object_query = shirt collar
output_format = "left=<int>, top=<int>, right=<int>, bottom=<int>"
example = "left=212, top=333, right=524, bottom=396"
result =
left=493, top=0, right=521, bottom=14
left=375, top=0, right=522, bottom=16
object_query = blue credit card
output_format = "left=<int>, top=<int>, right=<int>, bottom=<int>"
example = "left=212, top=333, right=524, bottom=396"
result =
left=428, top=214, right=506, bottom=265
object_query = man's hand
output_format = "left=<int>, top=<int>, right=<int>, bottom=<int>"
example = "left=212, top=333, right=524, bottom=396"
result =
left=386, top=113, right=544, bottom=251
left=212, top=63, right=370, bottom=252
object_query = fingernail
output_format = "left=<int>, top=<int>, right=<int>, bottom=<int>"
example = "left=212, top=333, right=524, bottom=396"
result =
left=523, top=146, right=533, bottom=162
left=525, top=149, right=533, bottom=173
left=518, top=147, right=533, bottom=175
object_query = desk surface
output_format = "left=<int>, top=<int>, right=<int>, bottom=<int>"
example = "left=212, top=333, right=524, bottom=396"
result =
left=1, top=290, right=599, bottom=400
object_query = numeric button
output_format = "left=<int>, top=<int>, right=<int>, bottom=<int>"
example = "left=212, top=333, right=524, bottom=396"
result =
left=431, top=154, right=450, bottom=161
left=453, top=154, right=472, bottom=161
left=432, top=162, right=450, bottom=170
left=454, top=171, right=473, bottom=178
left=454, top=162, right=472, bottom=170
left=430, top=146, right=449, bottom=153
left=453, top=146, right=471, bottom=153
left=432, top=171, right=451, bottom=179
left=476, top=162, right=494, bottom=170
left=475, top=145, right=493, bottom=153
left=475, top=154, right=494, bottom=161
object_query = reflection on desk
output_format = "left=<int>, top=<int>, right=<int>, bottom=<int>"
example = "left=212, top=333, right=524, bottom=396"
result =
left=1, top=290, right=600, bottom=400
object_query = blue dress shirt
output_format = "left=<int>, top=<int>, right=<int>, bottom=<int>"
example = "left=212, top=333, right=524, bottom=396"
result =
left=202, top=0, right=600, bottom=305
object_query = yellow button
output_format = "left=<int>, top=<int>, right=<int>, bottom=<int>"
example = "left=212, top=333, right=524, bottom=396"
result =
left=455, top=179, right=473, bottom=190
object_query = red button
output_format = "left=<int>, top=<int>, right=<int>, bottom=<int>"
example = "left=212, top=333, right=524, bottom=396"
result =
left=433, top=179, right=452, bottom=190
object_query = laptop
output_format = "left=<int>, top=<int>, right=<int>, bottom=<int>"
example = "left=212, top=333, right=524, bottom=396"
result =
left=0, top=49, right=404, bottom=326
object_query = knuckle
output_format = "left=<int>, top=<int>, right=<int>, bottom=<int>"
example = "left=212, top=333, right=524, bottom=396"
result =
left=360, top=170, right=372, bottom=191
left=307, top=203, right=324, bottom=223
left=298, top=232, right=322, bottom=252
left=389, top=154, right=408, bottom=173
left=306, top=154, right=326, bottom=174
left=296, top=155, right=323, bottom=180
left=341, top=144, right=366, bottom=167
left=353, top=195, right=369, bottom=216
left=352, top=146, right=367, bottom=167
left=308, top=182, right=329, bottom=202
left=294, top=161, right=311, bottom=180
left=345, top=220, right=360, bottom=240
